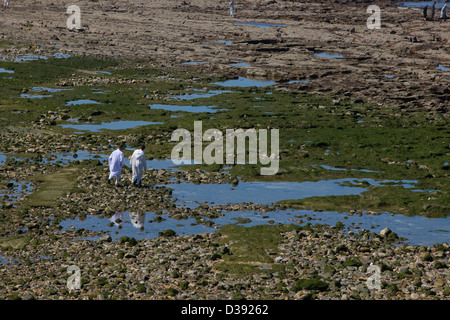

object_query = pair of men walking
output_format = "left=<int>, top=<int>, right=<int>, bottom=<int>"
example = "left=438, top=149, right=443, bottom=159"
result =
left=108, top=145, right=147, bottom=187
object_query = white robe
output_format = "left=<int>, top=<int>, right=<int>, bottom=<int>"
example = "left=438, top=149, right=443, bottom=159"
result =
left=110, top=212, right=123, bottom=227
left=129, top=149, right=147, bottom=184
left=130, top=212, right=146, bottom=230
left=108, top=149, right=124, bottom=182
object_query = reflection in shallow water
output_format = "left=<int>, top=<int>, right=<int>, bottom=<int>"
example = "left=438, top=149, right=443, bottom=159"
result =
left=0, top=253, right=20, bottom=265
left=58, top=207, right=449, bottom=246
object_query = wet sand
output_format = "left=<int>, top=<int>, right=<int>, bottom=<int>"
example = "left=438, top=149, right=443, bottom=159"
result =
left=0, top=0, right=449, bottom=113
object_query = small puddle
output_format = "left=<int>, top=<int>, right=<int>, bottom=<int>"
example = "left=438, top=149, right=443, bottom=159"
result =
left=315, top=52, right=344, bottom=59
left=171, top=89, right=234, bottom=101
left=311, top=164, right=382, bottom=173
left=233, top=21, right=287, bottom=28
left=214, top=40, right=233, bottom=45
left=436, top=64, right=450, bottom=72
left=397, top=1, right=447, bottom=9
left=52, top=52, right=72, bottom=59
left=0, top=253, right=20, bottom=265
left=181, top=61, right=207, bottom=65
left=95, top=71, right=112, bottom=75
left=58, top=206, right=449, bottom=246
left=0, top=181, right=33, bottom=208
left=0, top=151, right=188, bottom=172
left=149, top=103, right=227, bottom=113
left=20, top=94, right=53, bottom=99
left=164, top=178, right=417, bottom=206
left=229, top=62, right=251, bottom=67
left=212, top=76, right=277, bottom=87
left=59, top=120, right=162, bottom=132
left=59, top=211, right=214, bottom=241
left=0, top=68, right=14, bottom=74
left=92, top=89, right=109, bottom=94
left=32, top=86, right=74, bottom=93
left=289, top=79, right=309, bottom=83
left=384, top=75, right=395, bottom=78
left=13, top=54, right=48, bottom=62
left=65, top=99, right=102, bottom=106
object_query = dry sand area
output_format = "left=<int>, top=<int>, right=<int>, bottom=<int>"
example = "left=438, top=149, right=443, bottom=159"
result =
left=0, top=0, right=449, bottom=113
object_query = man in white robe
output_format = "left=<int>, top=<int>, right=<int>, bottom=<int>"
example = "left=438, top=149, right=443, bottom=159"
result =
left=230, top=1, right=234, bottom=17
left=130, top=212, right=146, bottom=231
left=108, top=145, right=124, bottom=186
left=129, top=145, right=147, bottom=187
left=440, top=4, right=447, bottom=22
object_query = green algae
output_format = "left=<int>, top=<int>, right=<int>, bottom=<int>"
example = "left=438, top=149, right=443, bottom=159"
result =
left=0, top=54, right=448, bottom=218
left=213, top=224, right=300, bottom=276
left=0, top=235, right=31, bottom=250
left=25, top=166, right=85, bottom=208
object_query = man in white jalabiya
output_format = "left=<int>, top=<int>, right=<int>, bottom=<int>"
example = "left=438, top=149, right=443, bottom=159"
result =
left=130, top=212, right=146, bottom=231
left=129, top=145, right=147, bottom=187
left=108, top=144, right=124, bottom=186
left=440, top=3, right=447, bottom=22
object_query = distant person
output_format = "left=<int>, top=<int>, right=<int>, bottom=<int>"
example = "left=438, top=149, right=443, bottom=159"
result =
left=129, top=145, right=147, bottom=187
left=423, top=5, right=428, bottom=20
left=108, top=145, right=124, bottom=186
left=230, top=1, right=234, bottom=17
left=440, top=4, right=447, bottom=22
left=3, top=0, right=9, bottom=10
left=430, top=2, right=436, bottom=20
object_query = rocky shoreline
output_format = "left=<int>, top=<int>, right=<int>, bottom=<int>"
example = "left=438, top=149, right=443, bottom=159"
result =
left=0, top=157, right=448, bottom=300
left=0, top=0, right=448, bottom=302
left=1, top=219, right=449, bottom=300
left=0, top=0, right=449, bottom=114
